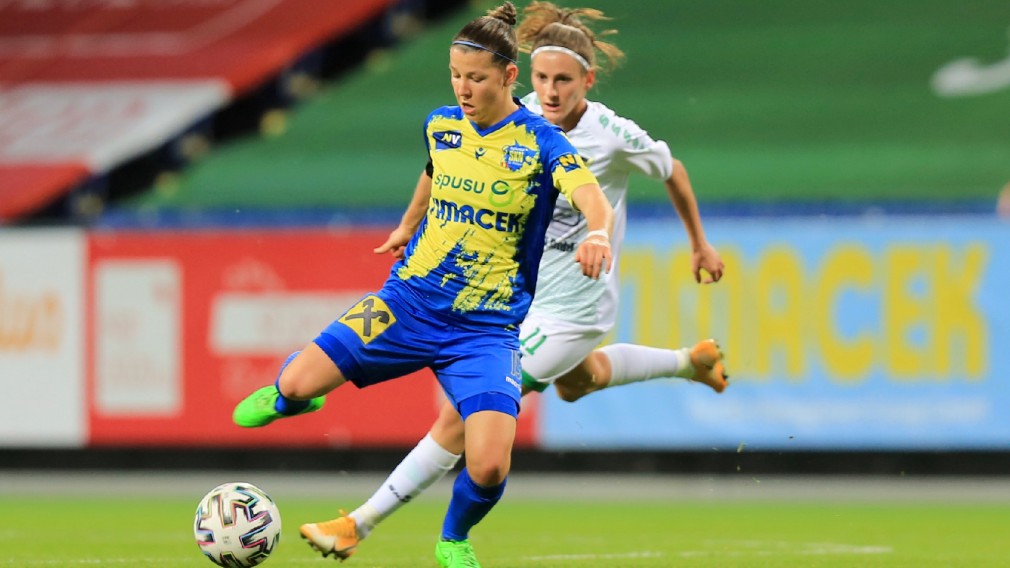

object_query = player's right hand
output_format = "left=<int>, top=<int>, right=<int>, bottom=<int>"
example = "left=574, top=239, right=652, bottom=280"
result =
left=374, top=226, right=414, bottom=259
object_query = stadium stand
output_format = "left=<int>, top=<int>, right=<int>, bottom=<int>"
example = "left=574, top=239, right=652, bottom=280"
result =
left=3, top=0, right=1007, bottom=225
left=103, top=0, right=1010, bottom=224
left=0, top=0, right=466, bottom=224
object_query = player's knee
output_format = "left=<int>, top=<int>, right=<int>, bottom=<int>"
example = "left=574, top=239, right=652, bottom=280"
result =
left=466, top=458, right=509, bottom=486
left=553, top=383, right=586, bottom=403
left=278, top=368, right=323, bottom=400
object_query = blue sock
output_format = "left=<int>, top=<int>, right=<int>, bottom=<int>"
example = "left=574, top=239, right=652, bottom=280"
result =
left=272, top=351, right=310, bottom=415
left=441, top=467, right=506, bottom=541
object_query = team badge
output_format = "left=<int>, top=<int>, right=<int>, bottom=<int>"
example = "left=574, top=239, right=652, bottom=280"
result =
left=501, top=141, right=537, bottom=172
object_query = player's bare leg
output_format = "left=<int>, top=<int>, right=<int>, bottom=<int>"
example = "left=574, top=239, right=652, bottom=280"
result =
left=430, top=400, right=467, bottom=455
left=550, top=350, right=611, bottom=402
left=233, top=343, right=343, bottom=427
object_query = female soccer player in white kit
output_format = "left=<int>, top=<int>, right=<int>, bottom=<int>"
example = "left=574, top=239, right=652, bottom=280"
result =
left=298, top=2, right=728, bottom=561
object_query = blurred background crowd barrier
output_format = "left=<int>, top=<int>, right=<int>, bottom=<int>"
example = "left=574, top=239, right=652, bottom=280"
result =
left=1, top=0, right=1008, bottom=471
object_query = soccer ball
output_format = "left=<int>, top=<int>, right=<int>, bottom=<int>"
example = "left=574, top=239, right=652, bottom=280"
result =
left=194, top=481, right=282, bottom=567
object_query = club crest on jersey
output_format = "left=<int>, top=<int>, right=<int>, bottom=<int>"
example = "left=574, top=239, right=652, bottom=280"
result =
left=433, top=130, right=463, bottom=150
left=501, top=141, right=536, bottom=172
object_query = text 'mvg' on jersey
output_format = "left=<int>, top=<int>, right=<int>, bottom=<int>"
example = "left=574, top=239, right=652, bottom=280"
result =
left=387, top=102, right=597, bottom=329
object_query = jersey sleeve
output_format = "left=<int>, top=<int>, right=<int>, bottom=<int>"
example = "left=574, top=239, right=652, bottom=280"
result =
left=422, top=111, right=435, bottom=155
left=610, top=115, right=674, bottom=181
left=541, top=128, right=598, bottom=207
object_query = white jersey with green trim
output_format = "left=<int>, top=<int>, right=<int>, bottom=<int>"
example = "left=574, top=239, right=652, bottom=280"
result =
left=522, top=93, right=675, bottom=328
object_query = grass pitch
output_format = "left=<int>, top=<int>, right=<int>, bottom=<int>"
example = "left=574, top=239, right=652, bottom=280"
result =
left=2, top=474, right=1009, bottom=567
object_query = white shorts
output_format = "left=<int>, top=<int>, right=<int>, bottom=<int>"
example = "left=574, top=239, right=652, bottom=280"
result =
left=518, top=311, right=609, bottom=388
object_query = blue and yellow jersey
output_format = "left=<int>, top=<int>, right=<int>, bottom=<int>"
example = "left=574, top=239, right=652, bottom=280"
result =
left=385, top=101, right=597, bottom=328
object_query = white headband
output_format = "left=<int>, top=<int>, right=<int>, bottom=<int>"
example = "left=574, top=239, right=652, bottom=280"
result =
left=530, top=45, right=591, bottom=70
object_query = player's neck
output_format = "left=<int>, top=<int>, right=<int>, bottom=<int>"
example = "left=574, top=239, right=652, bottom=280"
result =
left=559, top=100, right=589, bottom=132
left=474, top=98, right=519, bottom=129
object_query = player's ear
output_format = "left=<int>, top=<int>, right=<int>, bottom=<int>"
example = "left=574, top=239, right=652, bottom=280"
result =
left=584, top=68, right=596, bottom=90
left=504, top=63, right=519, bottom=87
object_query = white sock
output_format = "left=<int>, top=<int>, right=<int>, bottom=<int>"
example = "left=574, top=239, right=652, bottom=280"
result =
left=349, top=433, right=461, bottom=538
left=598, top=344, right=693, bottom=387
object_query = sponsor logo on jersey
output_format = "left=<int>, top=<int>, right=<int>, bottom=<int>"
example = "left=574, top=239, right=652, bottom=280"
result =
left=431, top=197, right=522, bottom=233
left=546, top=238, right=576, bottom=253
left=488, top=179, right=514, bottom=207
left=501, top=141, right=536, bottom=172
left=433, top=174, right=487, bottom=194
left=475, top=147, right=486, bottom=159
left=557, top=153, right=584, bottom=172
left=433, top=130, right=462, bottom=150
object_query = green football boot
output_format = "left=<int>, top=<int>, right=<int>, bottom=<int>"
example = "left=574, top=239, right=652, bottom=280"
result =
left=232, top=386, right=325, bottom=428
left=435, top=539, right=481, bottom=568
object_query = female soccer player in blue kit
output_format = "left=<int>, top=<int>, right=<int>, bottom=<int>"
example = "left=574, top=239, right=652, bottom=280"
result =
left=290, top=2, right=730, bottom=564
left=231, top=3, right=614, bottom=567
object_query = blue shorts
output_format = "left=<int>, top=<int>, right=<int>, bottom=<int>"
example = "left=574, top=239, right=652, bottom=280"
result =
left=313, top=291, right=521, bottom=419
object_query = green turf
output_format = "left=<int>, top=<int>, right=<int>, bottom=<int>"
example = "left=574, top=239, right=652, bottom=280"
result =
left=2, top=495, right=1008, bottom=567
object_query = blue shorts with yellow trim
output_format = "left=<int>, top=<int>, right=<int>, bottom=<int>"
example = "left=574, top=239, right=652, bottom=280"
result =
left=313, top=290, right=522, bottom=418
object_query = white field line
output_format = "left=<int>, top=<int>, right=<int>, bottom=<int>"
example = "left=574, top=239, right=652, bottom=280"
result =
left=676, top=539, right=893, bottom=557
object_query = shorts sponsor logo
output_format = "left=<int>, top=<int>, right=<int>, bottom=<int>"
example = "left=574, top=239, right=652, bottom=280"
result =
left=339, top=295, right=395, bottom=344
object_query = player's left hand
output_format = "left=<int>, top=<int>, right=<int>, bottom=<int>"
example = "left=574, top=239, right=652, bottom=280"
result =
left=692, top=242, right=724, bottom=284
left=575, top=234, right=612, bottom=280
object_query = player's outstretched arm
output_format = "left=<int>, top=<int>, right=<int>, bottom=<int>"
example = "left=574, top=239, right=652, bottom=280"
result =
left=571, top=183, right=614, bottom=279
left=665, top=159, right=724, bottom=284
left=374, top=171, right=433, bottom=258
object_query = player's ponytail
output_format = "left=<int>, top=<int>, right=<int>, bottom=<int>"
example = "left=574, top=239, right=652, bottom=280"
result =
left=517, top=1, right=625, bottom=75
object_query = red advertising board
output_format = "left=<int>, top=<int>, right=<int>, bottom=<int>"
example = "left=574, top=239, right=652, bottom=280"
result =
left=86, top=229, right=540, bottom=448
